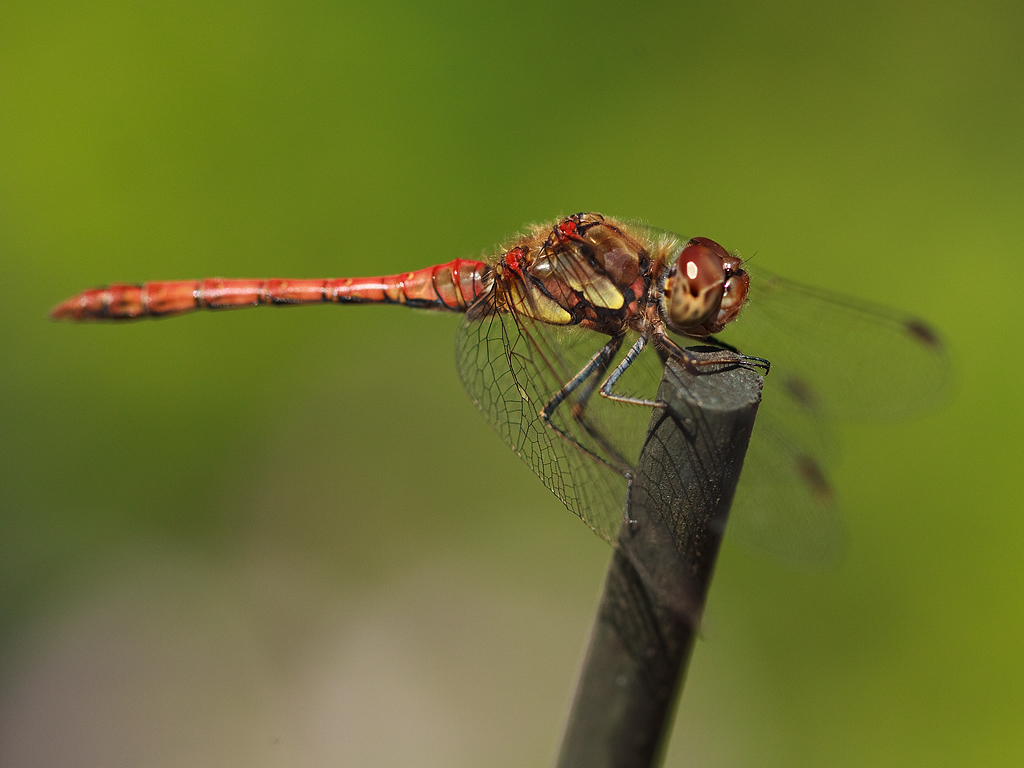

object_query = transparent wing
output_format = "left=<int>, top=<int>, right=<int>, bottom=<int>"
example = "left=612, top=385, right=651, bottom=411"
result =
left=454, top=305, right=662, bottom=544
left=728, top=385, right=847, bottom=563
left=713, top=265, right=954, bottom=562
left=721, top=265, right=954, bottom=420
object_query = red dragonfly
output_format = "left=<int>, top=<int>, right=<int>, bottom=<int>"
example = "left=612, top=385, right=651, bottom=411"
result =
left=52, top=213, right=951, bottom=561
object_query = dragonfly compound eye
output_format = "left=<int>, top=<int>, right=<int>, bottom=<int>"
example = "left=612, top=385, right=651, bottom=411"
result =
left=662, top=240, right=728, bottom=335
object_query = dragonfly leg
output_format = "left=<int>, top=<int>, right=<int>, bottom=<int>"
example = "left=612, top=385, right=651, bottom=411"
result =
left=565, top=338, right=622, bottom=412
left=540, top=335, right=635, bottom=477
left=657, top=332, right=771, bottom=375
left=704, top=334, right=772, bottom=373
left=597, top=334, right=667, bottom=408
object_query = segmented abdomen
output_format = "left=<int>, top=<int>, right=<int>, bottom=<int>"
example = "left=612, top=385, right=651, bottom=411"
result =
left=51, top=259, right=492, bottom=320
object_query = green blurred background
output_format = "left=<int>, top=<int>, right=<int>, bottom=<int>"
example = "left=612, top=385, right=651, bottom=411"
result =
left=1, top=0, right=1022, bottom=765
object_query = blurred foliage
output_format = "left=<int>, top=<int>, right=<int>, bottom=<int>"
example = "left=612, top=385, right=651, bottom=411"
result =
left=1, top=0, right=1022, bottom=766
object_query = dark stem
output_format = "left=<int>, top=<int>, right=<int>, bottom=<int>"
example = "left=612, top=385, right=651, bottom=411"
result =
left=556, top=351, right=763, bottom=768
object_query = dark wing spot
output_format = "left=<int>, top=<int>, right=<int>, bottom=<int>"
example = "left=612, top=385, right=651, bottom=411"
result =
left=905, top=319, right=942, bottom=349
left=795, top=455, right=834, bottom=506
left=784, top=375, right=820, bottom=410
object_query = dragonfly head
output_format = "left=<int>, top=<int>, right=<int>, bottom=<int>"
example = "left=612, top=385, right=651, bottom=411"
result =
left=660, top=237, right=749, bottom=337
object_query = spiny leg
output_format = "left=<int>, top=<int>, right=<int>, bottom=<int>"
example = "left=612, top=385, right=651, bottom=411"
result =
left=656, top=332, right=771, bottom=375
left=598, top=334, right=668, bottom=408
left=540, top=334, right=634, bottom=477
left=703, top=334, right=772, bottom=373
left=563, top=334, right=643, bottom=475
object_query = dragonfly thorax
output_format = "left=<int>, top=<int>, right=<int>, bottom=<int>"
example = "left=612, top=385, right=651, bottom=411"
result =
left=483, top=214, right=652, bottom=333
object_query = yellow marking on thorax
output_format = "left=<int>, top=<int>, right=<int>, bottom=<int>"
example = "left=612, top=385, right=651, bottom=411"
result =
left=506, top=281, right=573, bottom=324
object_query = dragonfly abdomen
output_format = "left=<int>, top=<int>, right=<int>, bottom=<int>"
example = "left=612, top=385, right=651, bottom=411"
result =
left=50, top=259, right=492, bottom=320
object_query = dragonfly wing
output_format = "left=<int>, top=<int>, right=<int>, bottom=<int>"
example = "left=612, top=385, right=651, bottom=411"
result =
left=721, top=266, right=954, bottom=420
left=713, top=266, right=952, bottom=562
left=454, top=307, right=660, bottom=544
left=727, top=383, right=848, bottom=564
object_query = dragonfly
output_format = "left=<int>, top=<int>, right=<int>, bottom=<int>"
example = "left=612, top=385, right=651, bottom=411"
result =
left=51, top=212, right=951, bottom=563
